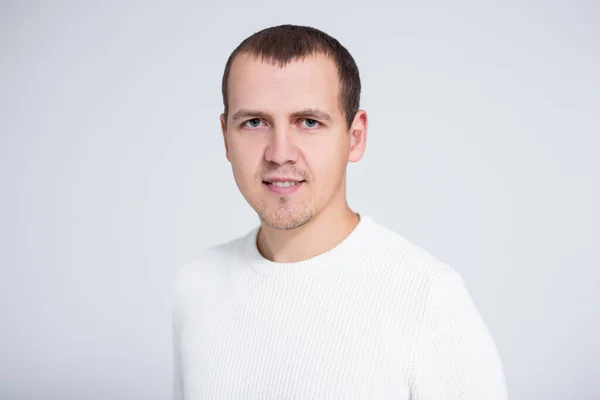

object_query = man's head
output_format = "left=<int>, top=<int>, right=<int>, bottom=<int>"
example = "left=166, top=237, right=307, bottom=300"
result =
left=220, top=25, right=367, bottom=230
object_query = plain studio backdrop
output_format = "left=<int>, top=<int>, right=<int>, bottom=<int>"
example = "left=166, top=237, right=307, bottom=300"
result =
left=1, top=1, right=598, bottom=399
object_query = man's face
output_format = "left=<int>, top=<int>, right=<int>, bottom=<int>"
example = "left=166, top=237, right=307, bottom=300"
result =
left=221, top=53, right=364, bottom=230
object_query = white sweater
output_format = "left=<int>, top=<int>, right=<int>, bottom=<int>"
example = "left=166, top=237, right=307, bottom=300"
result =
left=172, top=215, right=508, bottom=399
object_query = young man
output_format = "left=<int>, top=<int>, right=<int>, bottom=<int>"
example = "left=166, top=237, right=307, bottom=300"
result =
left=172, top=25, right=508, bottom=399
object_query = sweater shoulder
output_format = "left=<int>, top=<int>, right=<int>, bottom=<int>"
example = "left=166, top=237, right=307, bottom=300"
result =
left=366, top=220, right=457, bottom=282
left=173, top=232, right=249, bottom=295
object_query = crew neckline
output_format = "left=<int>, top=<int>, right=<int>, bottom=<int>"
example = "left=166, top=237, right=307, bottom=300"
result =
left=240, top=214, right=377, bottom=278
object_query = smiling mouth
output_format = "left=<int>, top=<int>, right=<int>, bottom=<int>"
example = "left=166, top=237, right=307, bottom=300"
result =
left=263, top=180, right=305, bottom=187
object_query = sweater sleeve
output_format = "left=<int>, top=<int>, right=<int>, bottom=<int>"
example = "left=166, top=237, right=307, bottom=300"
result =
left=410, top=271, right=508, bottom=400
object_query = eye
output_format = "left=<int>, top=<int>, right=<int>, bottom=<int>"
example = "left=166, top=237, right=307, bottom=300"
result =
left=243, top=118, right=264, bottom=128
left=301, top=118, right=321, bottom=129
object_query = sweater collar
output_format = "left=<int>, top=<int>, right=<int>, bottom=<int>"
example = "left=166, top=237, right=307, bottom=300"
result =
left=240, top=214, right=377, bottom=278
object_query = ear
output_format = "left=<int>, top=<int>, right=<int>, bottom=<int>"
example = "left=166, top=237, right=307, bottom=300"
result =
left=348, top=110, right=368, bottom=163
left=220, top=113, right=231, bottom=162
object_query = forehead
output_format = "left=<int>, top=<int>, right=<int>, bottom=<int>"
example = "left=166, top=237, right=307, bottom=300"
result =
left=227, top=53, right=341, bottom=117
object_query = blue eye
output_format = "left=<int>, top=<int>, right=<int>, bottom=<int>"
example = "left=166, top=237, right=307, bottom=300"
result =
left=302, top=119, right=321, bottom=128
left=244, top=118, right=263, bottom=128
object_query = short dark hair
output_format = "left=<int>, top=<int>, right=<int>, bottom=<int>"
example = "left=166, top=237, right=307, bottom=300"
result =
left=221, top=24, right=361, bottom=129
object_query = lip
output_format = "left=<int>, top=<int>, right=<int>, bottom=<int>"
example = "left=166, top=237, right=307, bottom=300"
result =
left=263, top=176, right=304, bottom=183
left=263, top=180, right=304, bottom=196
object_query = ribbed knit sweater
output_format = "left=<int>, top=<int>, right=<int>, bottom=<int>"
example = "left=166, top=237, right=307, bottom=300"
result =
left=172, top=215, right=508, bottom=399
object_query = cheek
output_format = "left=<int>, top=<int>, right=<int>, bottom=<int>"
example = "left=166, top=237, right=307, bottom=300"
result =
left=304, top=137, right=348, bottom=181
left=229, top=140, right=263, bottom=180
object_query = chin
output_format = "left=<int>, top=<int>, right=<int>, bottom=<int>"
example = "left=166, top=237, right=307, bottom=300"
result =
left=258, top=206, right=316, bottom=231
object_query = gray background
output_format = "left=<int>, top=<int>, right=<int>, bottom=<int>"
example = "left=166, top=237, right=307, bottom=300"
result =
left=1, top=1, right=598, bottom=399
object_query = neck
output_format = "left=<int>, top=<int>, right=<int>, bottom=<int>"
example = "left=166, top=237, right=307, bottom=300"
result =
left=256, top=203, right=360, bottom=264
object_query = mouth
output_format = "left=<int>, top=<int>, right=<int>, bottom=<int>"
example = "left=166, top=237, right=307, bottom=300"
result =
left=262, top=180, right=305, bottom=187
left=262, top=180, right=305, bottom=195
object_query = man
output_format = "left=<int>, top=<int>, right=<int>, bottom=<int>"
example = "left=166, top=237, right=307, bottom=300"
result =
left=172, top=24, right=508, bottom=399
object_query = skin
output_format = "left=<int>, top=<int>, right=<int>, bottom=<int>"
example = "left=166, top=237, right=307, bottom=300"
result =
left=220, top=52, right=368, bottom=263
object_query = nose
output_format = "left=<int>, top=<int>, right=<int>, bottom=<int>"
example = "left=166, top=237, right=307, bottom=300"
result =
left=264, top=125, right=300, bottom=165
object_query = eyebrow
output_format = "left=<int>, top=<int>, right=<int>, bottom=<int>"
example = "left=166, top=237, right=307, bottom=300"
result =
left=231, top=108, right=333, bottom=123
